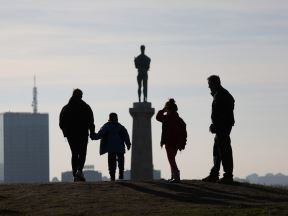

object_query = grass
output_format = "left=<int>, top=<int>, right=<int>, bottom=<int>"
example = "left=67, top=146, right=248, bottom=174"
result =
left=0, top=180, right=287, bottom=215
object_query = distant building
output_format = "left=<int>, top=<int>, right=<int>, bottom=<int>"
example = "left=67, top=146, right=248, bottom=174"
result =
left=246, top=173, right=288, bottom=186
left=124, top=170, right=161, bottom=180
left=0, top=112, right=49, bottom=183
left=61, top=165, right=102, bottom=182
left=51, top=177, right=60, bottom=182
left=102, top=176, right=110, bottom=181
left=153, top=170, right=161, bottom=180
left=123, top=170, right=131, bottom=180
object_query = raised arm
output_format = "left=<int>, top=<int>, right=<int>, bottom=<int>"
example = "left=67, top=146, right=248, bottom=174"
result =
left=156, top=109, right=166, bottom=122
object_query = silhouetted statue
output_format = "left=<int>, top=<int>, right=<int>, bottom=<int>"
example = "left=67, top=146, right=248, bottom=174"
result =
left=91, top=113, right=131, bottom=181
left=156, top=98, right=187, bottom=183
left=59, top=89, right=95, bottom=182
left=134, top=45, right=151, bottom=102
left=202, top=75, right=235, bottom=184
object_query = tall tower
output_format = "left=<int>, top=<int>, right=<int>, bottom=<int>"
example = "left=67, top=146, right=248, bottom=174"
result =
left=0, top=78, right=49, bottom=183
left=32, top=76, right=38, bottom=113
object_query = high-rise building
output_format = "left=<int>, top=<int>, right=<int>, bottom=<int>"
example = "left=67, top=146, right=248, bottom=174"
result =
left=0, top=112, right=49, bottom=182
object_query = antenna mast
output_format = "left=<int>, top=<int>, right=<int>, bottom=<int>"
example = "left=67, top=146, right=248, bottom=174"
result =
left=32, top=76, right=38, bottom=113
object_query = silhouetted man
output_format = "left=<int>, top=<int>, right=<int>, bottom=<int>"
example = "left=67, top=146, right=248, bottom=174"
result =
left=134, top=45, right=151, bottom=102
left=59, top=89, right=95, bottom=182
left=202, top=75, right=235, bottom=184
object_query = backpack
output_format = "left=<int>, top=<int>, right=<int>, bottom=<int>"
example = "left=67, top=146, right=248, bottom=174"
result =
left=177, top=117, right=187, bottom=150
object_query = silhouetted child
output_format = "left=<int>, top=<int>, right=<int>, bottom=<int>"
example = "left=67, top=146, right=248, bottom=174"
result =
left=156, top=99, right=187, bottom=183
left=92, top=113, right=131, bottom=181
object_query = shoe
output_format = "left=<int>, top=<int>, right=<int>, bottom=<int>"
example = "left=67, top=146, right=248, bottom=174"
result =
left=202, top=175, right=219, bottom=183
left=110, top=173, right=115, bottom=181
left=74, top=176, right=81, bottom=182
left=217, top=177, right=233, bottom=184
left=168, top=178, right=181, bottom=183
left=168, top=171, right=181, bottom=183
left=75, top=170, right=86, bottom=182
left=119, top=172, right=124, bottom=180
left=167, top=173, right=173, bottom=182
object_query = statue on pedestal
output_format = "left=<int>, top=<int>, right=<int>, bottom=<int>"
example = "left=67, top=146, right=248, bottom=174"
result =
left=134, top=45, right=151, bottom=102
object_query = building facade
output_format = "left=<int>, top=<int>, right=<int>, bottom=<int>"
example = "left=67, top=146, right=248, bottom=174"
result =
left=0, top=112, right=49, bottom=182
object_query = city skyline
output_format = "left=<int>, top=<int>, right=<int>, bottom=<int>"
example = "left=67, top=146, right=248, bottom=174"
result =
left=0, top=0, right=287, bottom=180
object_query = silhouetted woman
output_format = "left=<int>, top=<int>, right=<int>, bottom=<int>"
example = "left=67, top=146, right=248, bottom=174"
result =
left=156, top=99, right=187, bottom=183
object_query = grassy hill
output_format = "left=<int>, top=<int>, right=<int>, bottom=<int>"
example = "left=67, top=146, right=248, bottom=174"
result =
left=0, top=180, right=288, bottom=215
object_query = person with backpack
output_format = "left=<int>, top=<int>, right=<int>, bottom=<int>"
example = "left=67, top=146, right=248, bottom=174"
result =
left=91, top=113, right=131, bottom=181
left=156, top=98, right=187, bottom=183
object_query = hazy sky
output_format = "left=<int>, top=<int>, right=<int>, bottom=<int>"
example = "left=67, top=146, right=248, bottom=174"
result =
left=0, top=0, right=287, bottom=180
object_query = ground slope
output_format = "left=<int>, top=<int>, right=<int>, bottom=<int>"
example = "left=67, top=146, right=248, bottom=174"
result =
left=0, top=180, right=287, bottom=216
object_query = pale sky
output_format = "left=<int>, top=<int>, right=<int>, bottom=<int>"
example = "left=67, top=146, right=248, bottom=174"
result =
left=0, top=0, right=287, bottom=180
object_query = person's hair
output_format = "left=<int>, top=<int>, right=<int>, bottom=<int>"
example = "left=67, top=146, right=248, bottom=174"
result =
left=72, top=88, right=83, bottom=99
left=207, top=75, right=221, bottom=86
left=109, top=112, right=118, bottom=122
left=165, top=98, right=178, bottom=112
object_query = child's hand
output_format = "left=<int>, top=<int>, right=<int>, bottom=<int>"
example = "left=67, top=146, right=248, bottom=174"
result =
left=90, top=132, right=97, bottom=140
left=127, top=143, right=131, bottom=150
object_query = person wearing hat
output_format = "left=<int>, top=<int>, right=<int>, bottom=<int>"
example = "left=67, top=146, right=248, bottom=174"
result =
left=156, top=98, right=187, bottom=183
left=91, top=113, right=131, bottom=181
left=59, top=89, right=96, bottom=182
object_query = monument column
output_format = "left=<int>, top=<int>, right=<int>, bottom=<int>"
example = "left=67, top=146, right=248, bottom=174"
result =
left=129, top=102, right=155, bottom=181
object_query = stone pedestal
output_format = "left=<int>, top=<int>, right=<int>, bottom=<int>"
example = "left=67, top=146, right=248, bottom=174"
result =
left=129, top=102, right=155, bottom=181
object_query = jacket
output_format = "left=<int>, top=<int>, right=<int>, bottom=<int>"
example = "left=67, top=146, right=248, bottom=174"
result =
left=211, top=86, right=235, bottom=130
left=59, top=97, right=95, bottom=137
left=95, top=122, right=131, bottom=155
left=156, top=110, right=187, bottom=150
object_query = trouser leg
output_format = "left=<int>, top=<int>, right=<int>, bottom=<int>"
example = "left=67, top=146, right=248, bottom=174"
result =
left=70, top=151, right=78, bottom=176
left=210, top=136, right=221, bottom=177
left=117, top=153, right=125, bottom=179
left=68, top=140, right=78, bottom=176
left=165, top=146, right=179, bottom=175
left=67, top=136, right=88, bottom=176
left=78, top=137, right=88, bottom=172
left=220, top=135, right=233, bottom=178
left=108, top=153, right=117, bottom=180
